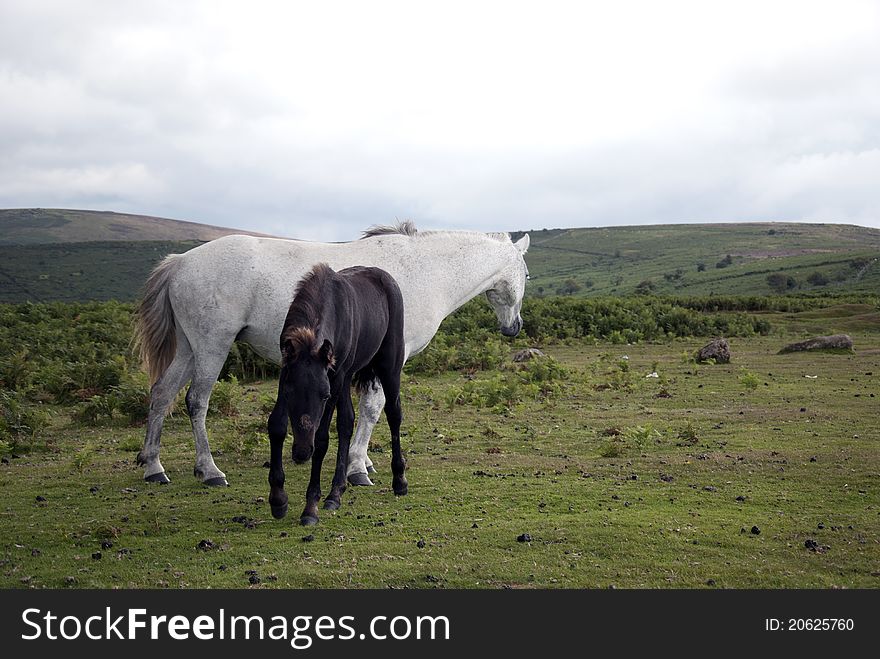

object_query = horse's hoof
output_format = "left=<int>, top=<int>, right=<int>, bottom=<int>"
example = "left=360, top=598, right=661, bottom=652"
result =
left=144, top=472, right=170, bottom=484
left=393, top=483, right=408, bottom=497
left=203, top=476, right=229, bottom=487
left=347, top=472, right=373, bottom=486
left=367, top=464, right=377, bottom=474
left=271, top=503, right=288, bottom=519
left=300, top=515, right=319, bottom=526
left=323, top=499, right=340, bottom=511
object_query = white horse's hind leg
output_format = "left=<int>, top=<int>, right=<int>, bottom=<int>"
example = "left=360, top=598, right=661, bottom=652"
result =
left=347, top=380, right=384, bottom=486
left=137, top=336, right=194, bottom=483
left=186, top=348, right=234, bottom=486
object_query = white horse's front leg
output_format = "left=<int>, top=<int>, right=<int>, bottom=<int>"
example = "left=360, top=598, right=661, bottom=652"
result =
left=347, top=379, right=385, bottom=486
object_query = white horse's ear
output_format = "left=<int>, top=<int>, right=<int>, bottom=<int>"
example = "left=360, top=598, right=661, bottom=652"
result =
left=514, top=234, right=530, bottom=254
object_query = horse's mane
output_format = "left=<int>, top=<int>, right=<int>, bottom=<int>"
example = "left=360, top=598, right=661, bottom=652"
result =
left=281, top=263, right=334, bottom=358
left=361, top=220, right=510, bottom=243
left=361, top=220, right=419, bottom=238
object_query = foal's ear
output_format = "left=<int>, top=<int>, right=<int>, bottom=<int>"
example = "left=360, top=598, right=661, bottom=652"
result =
left=514, top=234, right=530, bottom=254
left=319, top=339, right=335, bottom=368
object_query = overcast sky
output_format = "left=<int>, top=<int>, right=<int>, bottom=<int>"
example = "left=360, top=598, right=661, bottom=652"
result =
left=1, top=1, right=878, bottom=241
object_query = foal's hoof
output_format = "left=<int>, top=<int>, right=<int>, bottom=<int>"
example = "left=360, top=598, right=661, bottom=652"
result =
left=144, top=472, right=170, bottom=484
left=347, top=472, right=373, bottom=487
left=300, top=515, right=319, bottom=526
left=367, top=464, right=377, bottom=474
left=203, top=476, right=229, bottom=487
left=270, top=503, right=288, bottom=519
left=393, top=483, right=408, bottom=496
left=323, top=499, right=340, bottom=511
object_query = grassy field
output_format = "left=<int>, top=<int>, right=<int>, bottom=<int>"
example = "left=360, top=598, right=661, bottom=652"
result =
left=1, top=315, right=877, bottom=588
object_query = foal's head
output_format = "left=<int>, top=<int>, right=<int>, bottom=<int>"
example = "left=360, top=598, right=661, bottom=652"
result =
left=280, top=327, right=335, bottom=464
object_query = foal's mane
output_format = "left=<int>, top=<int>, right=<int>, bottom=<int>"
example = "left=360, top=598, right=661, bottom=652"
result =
left=361, top=220, right=510, bottom=243
left=281, top=263, right=334, bottom=359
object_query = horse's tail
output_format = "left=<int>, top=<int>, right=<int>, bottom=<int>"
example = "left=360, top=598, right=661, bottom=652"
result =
left=134, top=254, right=183, bottom=385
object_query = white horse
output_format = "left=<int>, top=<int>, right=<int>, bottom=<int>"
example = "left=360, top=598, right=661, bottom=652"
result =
left=134, top=221, right=530, bottom=486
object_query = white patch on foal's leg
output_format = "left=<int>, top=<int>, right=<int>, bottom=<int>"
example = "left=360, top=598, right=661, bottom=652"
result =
left=347, top=380, right=385, bottom=486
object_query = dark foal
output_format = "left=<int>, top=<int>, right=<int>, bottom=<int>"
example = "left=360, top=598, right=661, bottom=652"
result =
left=267, top=263, right=407, bottom=525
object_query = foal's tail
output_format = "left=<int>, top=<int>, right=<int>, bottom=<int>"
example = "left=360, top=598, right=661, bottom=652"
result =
left=134, top=254, right=183, bottom=385
left=352, top=365, right=378, bottom=394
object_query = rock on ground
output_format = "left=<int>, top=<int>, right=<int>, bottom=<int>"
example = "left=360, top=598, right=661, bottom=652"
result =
left=778, top=334, right=853, bottom=354
left=512, top=348, right=546, bottom=362
left=695, top=338, right=730, bottom=364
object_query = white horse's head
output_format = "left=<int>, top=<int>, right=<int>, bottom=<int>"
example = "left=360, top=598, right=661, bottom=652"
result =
left=485, top=233, right=530, bottom=336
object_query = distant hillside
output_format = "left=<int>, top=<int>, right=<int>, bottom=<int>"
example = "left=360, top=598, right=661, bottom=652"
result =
left=0, top=208, right=273, bottom=245
left=514, top=222, right=880, bottom=297
left=0, top=213, right=878, bottom=303
left=0, top=241, right=208, bottom=303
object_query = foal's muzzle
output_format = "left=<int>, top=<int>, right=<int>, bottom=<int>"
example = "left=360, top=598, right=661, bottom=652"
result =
left=292, top=439, right=315, bottom=465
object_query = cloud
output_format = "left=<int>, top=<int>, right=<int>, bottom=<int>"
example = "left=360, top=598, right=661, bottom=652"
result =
left=0, top=0, right=878, bottom=240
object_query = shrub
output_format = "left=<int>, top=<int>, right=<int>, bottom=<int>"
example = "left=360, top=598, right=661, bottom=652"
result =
left=220, top=341, right=279, bottom=382
left=806, top=272, right=829, bottom=286
left=209, top=376, right=242, bottom=417
left=76, top=394, right=118, bottom=426
left=676, top=421, right=699, bottom=446
left=445, top=374, right=529, bottom=413
left=623, top=424, right=662, bottom=448
left=739, top=369, right=760, bottom=391
left=71, top=441, right=96, bottom=473
left=0, top=348, right=35, bottom=391
left=112, top=373, right=151, bottom=425
left=0, top=389, right=49, bottom=451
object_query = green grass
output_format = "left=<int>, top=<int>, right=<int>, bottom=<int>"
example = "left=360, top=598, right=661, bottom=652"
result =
left=2, top=330, right=878, bottom=589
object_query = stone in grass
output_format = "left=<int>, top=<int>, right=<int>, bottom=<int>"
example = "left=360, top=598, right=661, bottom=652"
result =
left=778, top=334, right=853, bottom=354
left=512, top=348, right=546, bottom=363
left=197, top=539, right=214, bottom=550
left=751, top=526, right=761, bottom=535
left=516, top=533, right=532, bottom=543
left=804, top=538, right=830, bottom=554
left=695, top=338, right=730, bottom=364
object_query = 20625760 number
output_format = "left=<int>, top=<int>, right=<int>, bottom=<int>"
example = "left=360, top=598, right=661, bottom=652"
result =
left=788, top=618, right=854, bottom=631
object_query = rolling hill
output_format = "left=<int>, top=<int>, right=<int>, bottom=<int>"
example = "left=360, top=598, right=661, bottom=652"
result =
left=514, top=222, right=880, bottom=298
left=0, top=209, right=280, bottom=302
left=0, top=208, right=273, bottom=245
left=0, top=210, right=878, bottom=303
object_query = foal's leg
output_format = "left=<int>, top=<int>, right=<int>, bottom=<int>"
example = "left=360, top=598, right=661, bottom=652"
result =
left=324, top=387, right=355, bottom=511
left=301, top=396, right=337, bottom=526
left=267, top=387, right=289, bottom=519
left=346, top=380, right=384, bottom=486
left=377, top=374, right=407, bottom=496
left=137, top=335, right=193, bottom=483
